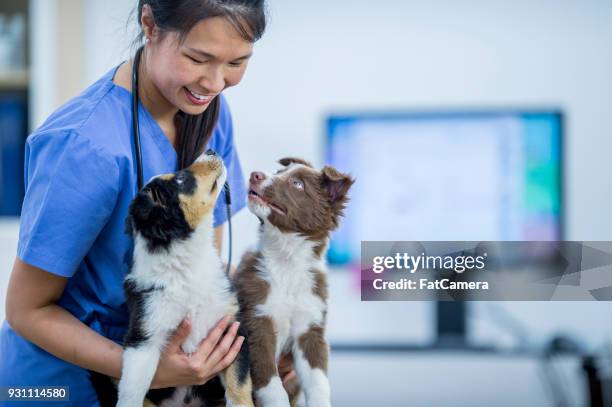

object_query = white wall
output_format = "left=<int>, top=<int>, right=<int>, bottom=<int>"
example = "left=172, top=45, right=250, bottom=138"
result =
left=82, top=0, right=612, bottom=252
left=83, top=0, right=135, bottom=80
left=30, top=0, right=86, bottom=129
left=29, top=0, right=57, bottom=130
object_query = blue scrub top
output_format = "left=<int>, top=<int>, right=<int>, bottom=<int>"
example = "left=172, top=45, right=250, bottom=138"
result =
left=0, top=64, right=247, bottom=406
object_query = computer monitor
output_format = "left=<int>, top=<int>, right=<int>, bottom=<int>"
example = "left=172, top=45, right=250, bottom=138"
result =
left=325, top=110, right=563, bottom=267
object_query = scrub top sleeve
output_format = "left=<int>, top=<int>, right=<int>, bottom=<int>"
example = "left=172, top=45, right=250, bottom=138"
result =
left=213, top=97, right=247, bottom=228
left=17, top=131, right=120, bottom=277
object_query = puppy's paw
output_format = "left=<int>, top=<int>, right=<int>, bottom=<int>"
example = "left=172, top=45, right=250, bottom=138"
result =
left=255, top=376, right=291, bottom=407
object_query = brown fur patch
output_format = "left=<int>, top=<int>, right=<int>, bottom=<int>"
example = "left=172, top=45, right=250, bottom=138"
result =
left=222, top=364, right=254, bottom=407
left=234, top=252, right=270, bottom=306
left=313, top=241, right=326, bottom=259
left=156, top=174, right=174, bottom=181
left=235, top=252, right=279, bottom=390
left=190, top=159, right=223, bottom=175
left=244, top=316, right=278, bottom=389
left=321, top=166, right=354, bottom=218
left=283, top=376, right=302, bottom=407
left=143, top=399, right=157, bottom=407
left=311, top=269, right=328, bottom=301
left=297, top=325, right=328, bottom=372
left=179, top=160, right=222, bottom=230
left=179, top=196, right=214, bottom=230
left=278, top=157, right=313, bottom=168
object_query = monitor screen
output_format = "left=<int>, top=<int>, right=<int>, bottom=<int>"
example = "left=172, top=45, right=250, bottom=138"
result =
left=326, top=110, right=563, bottom=266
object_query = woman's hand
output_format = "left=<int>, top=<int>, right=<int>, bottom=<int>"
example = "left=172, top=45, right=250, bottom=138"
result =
left=150, top=315, right=244, bottom=389
left=278, top=352, right=297, bottom=388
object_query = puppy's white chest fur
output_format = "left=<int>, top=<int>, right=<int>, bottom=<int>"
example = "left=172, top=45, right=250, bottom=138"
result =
left=129, top=224, right=237, bottom=353
left=254, top=228, right=327, bottom=359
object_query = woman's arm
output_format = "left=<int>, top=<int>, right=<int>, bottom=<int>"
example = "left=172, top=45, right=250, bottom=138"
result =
left=5, top=257, right=244, bottom=388
left=5, top=258, right=124, bottom=378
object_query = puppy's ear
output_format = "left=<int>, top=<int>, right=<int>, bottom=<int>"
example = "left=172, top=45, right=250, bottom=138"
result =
left=279, top=157, right=313, bottom=168
left=321, top=166, right=355, bottom=217
left=125, top=191, right=154, bottom=236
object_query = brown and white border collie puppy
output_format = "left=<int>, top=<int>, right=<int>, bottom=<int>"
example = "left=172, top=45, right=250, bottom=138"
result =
left=234, top=157, right=354, bottom=407
left=116, top=150, right=253, bottom=407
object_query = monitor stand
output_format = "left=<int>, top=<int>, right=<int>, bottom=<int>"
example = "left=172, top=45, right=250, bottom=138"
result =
left=435, top=301, right=468, bottom=348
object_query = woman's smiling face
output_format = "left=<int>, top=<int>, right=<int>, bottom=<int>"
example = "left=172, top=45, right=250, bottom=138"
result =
left=143, top=13, right=254, bottom=115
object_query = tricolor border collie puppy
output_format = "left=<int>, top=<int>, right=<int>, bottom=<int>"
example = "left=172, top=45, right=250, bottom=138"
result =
left=234, top=158, right=354, bottom=407
left=117, top=150, right=253, bottom=407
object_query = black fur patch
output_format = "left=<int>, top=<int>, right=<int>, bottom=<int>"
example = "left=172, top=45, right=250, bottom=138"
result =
left=125, top=172, right=197, bottom=252
left=145, top=387, right=179, bottom=404
left=89, top=370, right=117, bottom=407
left=122, top=280, right=162, bottom=348
left=236, top=322, right=251, bottom=384
left=193, top=376, right=226, bottom=405
left=145, top=378, right=226, bottom=406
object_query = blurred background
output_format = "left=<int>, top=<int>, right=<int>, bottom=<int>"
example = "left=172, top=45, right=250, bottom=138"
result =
left=1, top=0, right=612, bottom=405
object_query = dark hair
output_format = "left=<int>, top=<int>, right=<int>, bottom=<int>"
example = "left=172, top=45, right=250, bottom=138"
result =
left=133, top=0, right=266, bottom=169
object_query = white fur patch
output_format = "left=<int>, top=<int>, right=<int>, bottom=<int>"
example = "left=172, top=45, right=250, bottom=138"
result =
left=117, top=346, right=161, bottom=407
left=295, top=390, right=306, bottom=407
left=255, top=376, right=291, bottom=407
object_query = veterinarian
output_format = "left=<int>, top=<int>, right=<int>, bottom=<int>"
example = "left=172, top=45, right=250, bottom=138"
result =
left=0, top=1, right=293, bottom=404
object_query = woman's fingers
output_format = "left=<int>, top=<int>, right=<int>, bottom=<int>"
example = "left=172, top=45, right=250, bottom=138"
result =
left=194, top=315, right=232, bottom=360
left=167, top=319, right=191, bottom=353
left=213, top=335, right=245, bottom=373
left=205, top=321, right=241, bottom=367
left=282, top=370, right=297, bottom=385
left=153, top=316, right=247, bottom=388
left=278, top=352, right=293, bottom=374
left=278, top=352, right=296, bottom=386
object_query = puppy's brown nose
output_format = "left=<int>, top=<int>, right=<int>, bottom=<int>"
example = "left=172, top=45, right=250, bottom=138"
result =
left=250, top=171, right=266, bottom=184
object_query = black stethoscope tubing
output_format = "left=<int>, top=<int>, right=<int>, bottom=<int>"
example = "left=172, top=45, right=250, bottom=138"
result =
left=131, top=46, right=232, bottom=274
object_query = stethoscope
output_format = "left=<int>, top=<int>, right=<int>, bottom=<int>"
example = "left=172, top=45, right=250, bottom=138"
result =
left=131, top=46, right=233, bottom=274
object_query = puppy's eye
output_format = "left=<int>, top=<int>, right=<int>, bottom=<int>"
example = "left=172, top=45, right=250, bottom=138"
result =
left=210, top=180, right=217, bottom=193
left=292, top=179, right=304, bottom=190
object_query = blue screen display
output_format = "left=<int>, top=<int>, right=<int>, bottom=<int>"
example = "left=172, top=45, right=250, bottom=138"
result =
left=325, top=111, right=563, bottom=266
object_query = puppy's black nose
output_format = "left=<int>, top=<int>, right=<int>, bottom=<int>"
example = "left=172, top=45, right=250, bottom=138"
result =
left=205, top=149, right=217, bottom=156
